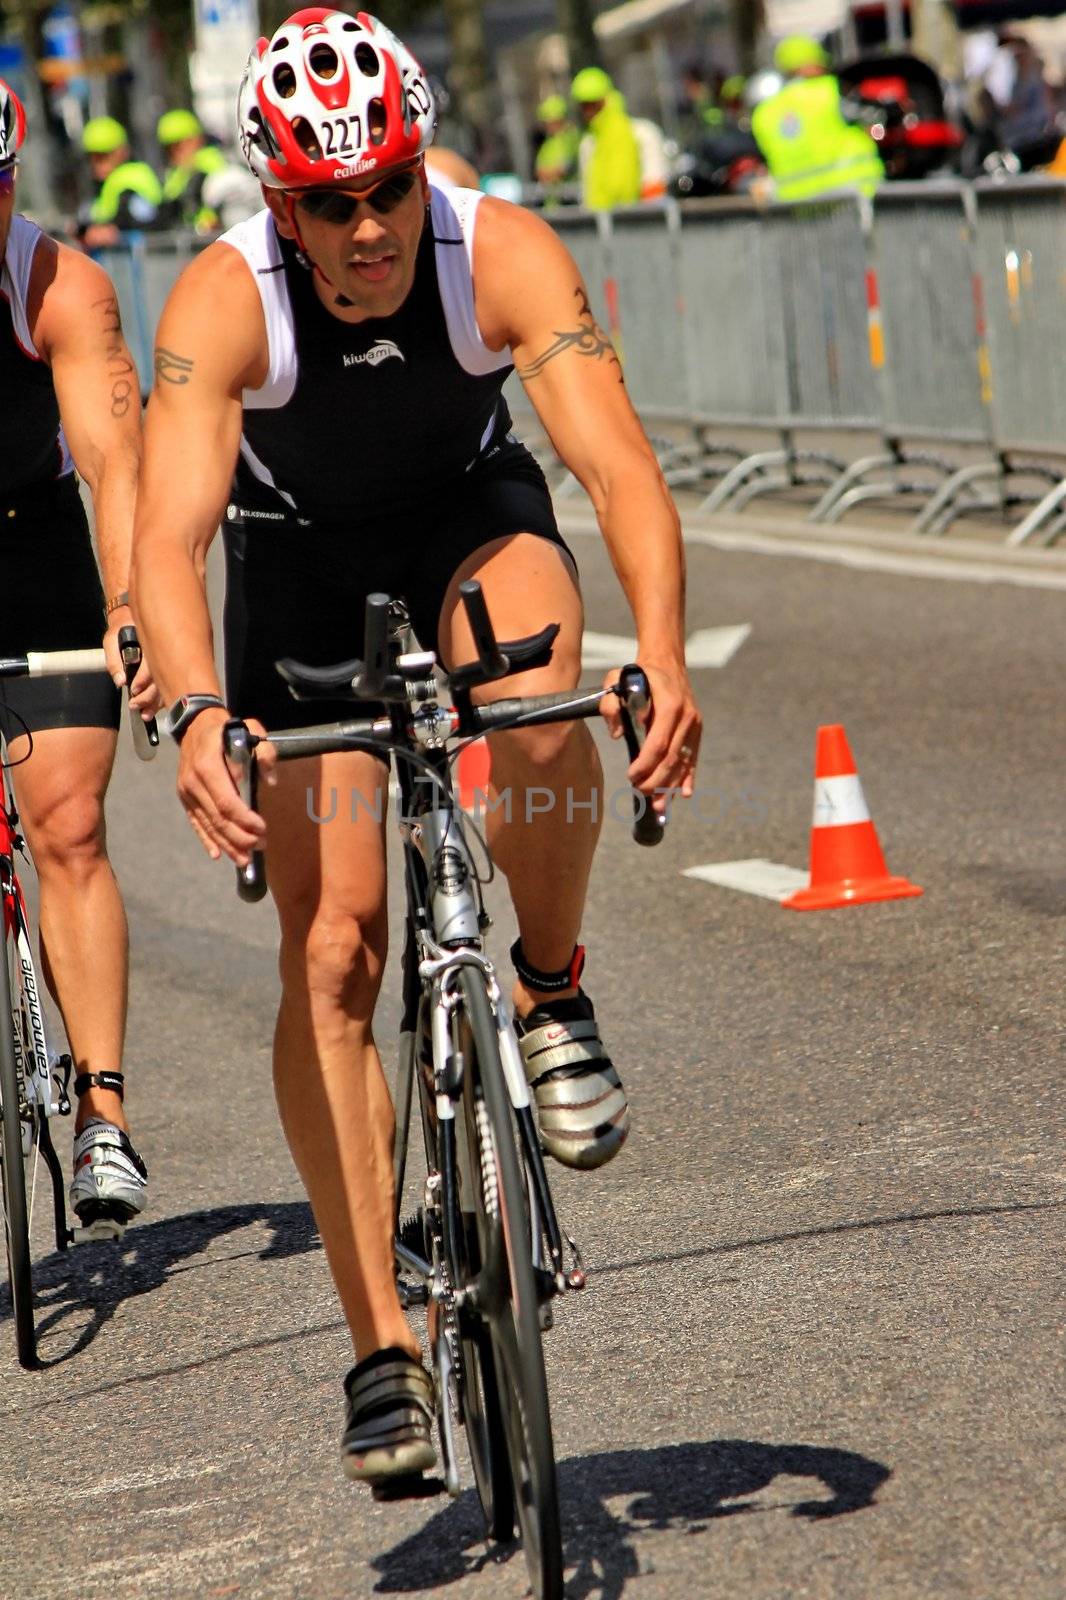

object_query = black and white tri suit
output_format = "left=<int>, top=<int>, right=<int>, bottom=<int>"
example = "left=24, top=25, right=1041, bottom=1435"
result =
left=219, top=183, right=571, bottom=731
left=0, top=215, right=118, bottom=741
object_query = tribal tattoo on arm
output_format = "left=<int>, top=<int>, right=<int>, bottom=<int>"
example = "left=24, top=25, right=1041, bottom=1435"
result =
left=155, top=347, right=195, bottom=386
left=517, top=287, right=623, bottom=383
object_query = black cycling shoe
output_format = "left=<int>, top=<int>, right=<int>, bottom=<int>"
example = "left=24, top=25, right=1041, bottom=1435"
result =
left=515, top=991, right=629, bottom=1170
left=341, top=1347, right=437, bottom=1484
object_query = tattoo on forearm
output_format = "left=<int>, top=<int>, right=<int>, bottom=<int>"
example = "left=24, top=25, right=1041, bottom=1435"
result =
left=92, top=294, right=136, bottom=417
left=155, top=347, right=195, bottom=386
left=517, top=287, right=623, bottom=383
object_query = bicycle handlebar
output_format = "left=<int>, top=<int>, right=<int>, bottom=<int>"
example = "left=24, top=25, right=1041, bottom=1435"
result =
left=117, top=625, right=159, bottom=762
left=222, top=585, right=667, bottom=903
left=0, top=634, right=160, bottom=761
left=223, top=721, right=268, bottom=903
left=0, top=648, right=108, bottom=677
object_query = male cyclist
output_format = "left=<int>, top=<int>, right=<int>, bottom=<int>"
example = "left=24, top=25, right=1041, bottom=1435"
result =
left=0, top=81, right=155, bottom=1227
left=132, top=10, right=699, bottom=1486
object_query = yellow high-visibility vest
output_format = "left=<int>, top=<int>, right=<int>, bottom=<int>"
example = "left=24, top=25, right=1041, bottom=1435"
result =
left=752, top=75, right=883, bottom=202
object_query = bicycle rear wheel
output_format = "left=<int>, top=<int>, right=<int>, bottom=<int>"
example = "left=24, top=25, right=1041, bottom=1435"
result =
left=0, top=927, right=35, bottom=1368
left=460, top=969, right=563, bottom=1600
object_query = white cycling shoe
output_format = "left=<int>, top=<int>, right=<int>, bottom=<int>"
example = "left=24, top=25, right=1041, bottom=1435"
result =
left=69, top=1118, right=149, bottom=1228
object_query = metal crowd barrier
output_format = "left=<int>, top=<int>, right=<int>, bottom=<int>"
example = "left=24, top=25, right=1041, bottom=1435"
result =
left=813, top=182, right=1000, bottom=528
left=96, top=182, right=1066, bottom=545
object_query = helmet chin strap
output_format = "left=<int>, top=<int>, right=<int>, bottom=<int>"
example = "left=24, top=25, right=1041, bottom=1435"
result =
left=284, top=194, right=354, bottom=308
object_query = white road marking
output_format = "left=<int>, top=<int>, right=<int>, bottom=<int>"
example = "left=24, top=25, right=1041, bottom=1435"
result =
left=560, top=514, right=1066, bottom=592
left=683, top=858, right=809, bottom=901
left=582, top=625, right=750, bottom=670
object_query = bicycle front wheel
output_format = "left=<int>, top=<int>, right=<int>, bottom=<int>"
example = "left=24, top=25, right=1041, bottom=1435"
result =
left=460, top=969, right=563, bottom=1600
left=0, top=929, right=35, bottom=1368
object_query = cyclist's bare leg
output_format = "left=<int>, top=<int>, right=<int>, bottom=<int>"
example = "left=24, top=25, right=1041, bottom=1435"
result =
left=439, top=531, right=603, bottom=1016
left=260, top=748, right=419, bottom=1365
left=5, top=725, right=128, bottom=1134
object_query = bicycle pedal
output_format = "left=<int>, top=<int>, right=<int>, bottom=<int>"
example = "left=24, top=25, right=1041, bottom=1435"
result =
left=71, top=1216, right=127, bottom=1245
left=370, top=1472, right=443, bottom=1503
left=397, top=1279, right=429, bottom=1309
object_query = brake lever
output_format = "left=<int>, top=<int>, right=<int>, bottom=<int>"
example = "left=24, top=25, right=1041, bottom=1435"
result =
left=222, top=720, right=267, bottom=901
left=117, top=624, right=159, bottom=761
left=615, top=664, right=665, bottom=848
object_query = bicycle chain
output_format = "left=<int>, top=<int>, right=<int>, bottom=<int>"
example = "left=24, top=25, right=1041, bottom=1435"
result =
left=474, top=1096, right=499, bottom=1219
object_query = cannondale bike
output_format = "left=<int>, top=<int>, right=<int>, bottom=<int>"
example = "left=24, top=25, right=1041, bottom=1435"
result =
left=0, top=627, right=156, bottom=1368
left=224, top=582, right=663, bottom=1600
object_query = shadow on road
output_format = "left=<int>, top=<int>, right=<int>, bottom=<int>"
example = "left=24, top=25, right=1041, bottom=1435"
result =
left=0, top=1201, right=320, bottom=1369
left=371, top=1438, right=891, bottom=1598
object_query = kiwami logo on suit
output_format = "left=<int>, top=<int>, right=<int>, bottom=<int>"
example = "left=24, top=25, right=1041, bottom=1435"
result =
left=343, top=341, right=405, bottom=369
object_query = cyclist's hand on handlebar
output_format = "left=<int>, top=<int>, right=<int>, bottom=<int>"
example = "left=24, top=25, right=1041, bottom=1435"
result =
left=601, top=657, right=702, bottom=806
left=103, top=614, right=162, bottom=716
left=176, top=709, right=273, bottom=865
left=126, top=659, right=162, bottom=718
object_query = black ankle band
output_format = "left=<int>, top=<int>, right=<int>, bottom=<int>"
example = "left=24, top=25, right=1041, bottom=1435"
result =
left=510, top=939, right=585, bottom=993
left=73, top=1071, right=124, bottom=1101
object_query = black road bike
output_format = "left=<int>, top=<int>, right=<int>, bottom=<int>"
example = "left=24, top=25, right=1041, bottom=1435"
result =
left=225, top=583, right=662, bottom=1599
left=0, top=628, right=157, bottom=1368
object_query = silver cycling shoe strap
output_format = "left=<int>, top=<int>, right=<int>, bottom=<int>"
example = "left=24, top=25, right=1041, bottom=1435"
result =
left=519, top=1016, right=607, bottom=1084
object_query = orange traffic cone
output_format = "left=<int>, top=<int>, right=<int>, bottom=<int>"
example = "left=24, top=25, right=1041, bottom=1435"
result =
left=457, top=736, right=492, bottom=809
left=783, top=724, right=923, bottom=911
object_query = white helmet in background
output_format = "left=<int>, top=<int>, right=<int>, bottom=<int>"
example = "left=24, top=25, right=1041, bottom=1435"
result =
left=743, top=70, right=785, bottom=113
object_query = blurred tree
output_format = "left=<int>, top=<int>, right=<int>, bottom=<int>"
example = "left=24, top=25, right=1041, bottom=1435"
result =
left=556, top=0, right=598, bottom=73
left=730, top=0, right=763, bottom=76
left=439, top=0, right=490, bottom=160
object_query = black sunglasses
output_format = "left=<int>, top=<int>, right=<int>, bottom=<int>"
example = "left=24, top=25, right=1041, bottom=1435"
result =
left=295, top=168, right=418, bottom=224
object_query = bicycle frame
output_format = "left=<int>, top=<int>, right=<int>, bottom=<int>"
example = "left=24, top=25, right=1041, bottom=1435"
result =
left=390, top=747, right=582, bottom=1308
left=0, top=764, right=70, bottom=1256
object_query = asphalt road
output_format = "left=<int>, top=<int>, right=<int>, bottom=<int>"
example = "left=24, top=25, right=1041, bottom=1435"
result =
left=0, top=506, right=1063, bottom=1600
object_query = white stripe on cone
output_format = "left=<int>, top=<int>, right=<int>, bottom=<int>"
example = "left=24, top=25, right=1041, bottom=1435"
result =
left=813, top=773, right=871, bottom=828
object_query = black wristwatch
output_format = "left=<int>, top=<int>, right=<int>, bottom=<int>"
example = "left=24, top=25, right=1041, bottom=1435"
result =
left=165, top=693, right=228, bottom=743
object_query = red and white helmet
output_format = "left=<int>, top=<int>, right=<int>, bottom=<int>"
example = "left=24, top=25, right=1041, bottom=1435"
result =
left=237, top=9, right=435, bottom=189
left=0, top=78, right=27, bottom=165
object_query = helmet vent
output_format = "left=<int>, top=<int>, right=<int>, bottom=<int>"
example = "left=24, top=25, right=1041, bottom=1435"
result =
left=273, top=63, right=298, bottom=99
left=342, top=19, right=359, bottom=31
left=270, top=34, right=288, bottom=51
left=309, top=43, right=339, bottom=79
left=367, top=98, right=387, bottom=144
left=290, top=116, right=324, bottom=162
left=355, top=43, right=380, bottom=78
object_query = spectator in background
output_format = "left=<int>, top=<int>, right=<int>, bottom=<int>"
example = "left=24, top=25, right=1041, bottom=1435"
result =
left=720, top=75, right=747, bottom=122
left=677, top=62, right=723, bottom=148
left=997, top=36, right=1057, bottom=157
left=79, top=117, right=162, bottom=249
left=157, top=109, right=227, bottom=231
left=571, top=66, right=641, bottom=210
left=534, top=94, right=579, bottom=192
left=751, top=36, right=883, bottom=202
